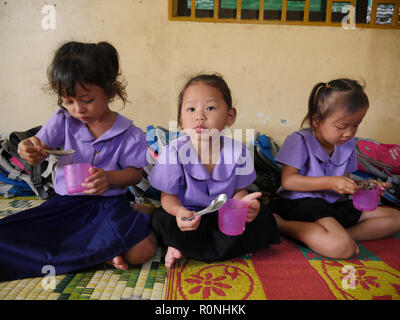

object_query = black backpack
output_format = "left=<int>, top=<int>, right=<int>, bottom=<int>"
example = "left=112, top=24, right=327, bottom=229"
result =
left=0, top=126, right=57, bottom=199
left=250, top=132, right=282, bottom=199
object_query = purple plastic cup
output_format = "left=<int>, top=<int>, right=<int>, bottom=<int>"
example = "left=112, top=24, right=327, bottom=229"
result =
left=218, top=199, right=248, bottom=236
left=64, top=163, right=91, bottom=194
left=352, top=186, right=380, bottom=212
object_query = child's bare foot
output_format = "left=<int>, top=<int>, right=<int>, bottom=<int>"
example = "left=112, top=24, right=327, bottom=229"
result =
left=272, top=213, right=284, bottom=227
left=106, top=255, right=128, bottom=270
left=165, top=246, right=183, bottom=269
left=353, top=241, right=360, bottom=256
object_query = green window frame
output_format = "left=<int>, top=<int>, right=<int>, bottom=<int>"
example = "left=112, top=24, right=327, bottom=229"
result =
left=169, top=0, right=400, bottom=29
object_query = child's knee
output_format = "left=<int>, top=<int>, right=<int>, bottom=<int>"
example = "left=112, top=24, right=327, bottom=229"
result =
left=124, top=233, right=157, bottom=265
left=326, top=237, right=358, bottom=259
left=140, top=233, right=157, bottom=258
left=394, top=210, right=400, bottom=230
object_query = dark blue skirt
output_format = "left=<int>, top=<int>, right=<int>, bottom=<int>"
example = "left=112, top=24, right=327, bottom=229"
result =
left=0, top=195, right=152, bottom=281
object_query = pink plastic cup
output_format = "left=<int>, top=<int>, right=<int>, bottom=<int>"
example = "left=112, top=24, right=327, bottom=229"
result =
left=218, top=199, right=248, bottom=236
left=64, top=163, right=91, bottom=194
left=352, top=186, right=380, bottom=212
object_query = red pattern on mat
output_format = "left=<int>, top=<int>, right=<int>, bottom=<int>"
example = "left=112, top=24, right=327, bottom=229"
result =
left=252, top=237, right=336, bottom=300
left=361, top=237, right=400, bottom=271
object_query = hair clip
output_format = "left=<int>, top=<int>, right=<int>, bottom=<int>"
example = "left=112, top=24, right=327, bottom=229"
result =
left=325, top=83, right=331, bottom=88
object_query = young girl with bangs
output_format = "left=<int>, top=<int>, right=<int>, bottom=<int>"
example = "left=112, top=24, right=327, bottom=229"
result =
left=268, top=79, right=400, bottom=259
left=0, top=41, right=156, bottom=281
left=149, top=74, right=280, bottom=269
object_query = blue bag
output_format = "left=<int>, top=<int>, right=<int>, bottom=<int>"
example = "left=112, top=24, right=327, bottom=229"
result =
left=252, top=133, right=282, bottom=197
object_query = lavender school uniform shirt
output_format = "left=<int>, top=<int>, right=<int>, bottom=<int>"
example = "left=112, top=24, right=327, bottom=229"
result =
left=148, top=134, right=256, bottom=211
left=275, top=129, right=358, bottom=204
left=36, top=109, right=148, bottom=196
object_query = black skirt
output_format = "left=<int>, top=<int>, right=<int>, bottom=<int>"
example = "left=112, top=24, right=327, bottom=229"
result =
left=268, top=197, right=362, bottom=229
left=152, top=203, right=280, bottom=263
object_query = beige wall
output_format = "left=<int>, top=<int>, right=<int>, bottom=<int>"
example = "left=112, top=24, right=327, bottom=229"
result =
left=1, top=0, right=399, bottom=145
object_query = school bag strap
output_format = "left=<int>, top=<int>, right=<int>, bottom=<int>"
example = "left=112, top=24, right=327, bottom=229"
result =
left=7, top=126, right=44, bottom=190
left=355, top=137, right=400, bottom=185
left=0, top=146, right=38, bottom=197
left=354, top=137, right=400, bottom=208
left=1, top=126, right=56, bottom=199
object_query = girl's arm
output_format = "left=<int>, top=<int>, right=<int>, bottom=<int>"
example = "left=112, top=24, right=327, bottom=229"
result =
left=106, top=167, right=142, bottom=186
left=161, top=192, right=187, bottom=217
left=82, top=167, right=142, bottom=195
left=161, top=192, right=200, bottom=231
left=281, top=165, right=358, bottom=194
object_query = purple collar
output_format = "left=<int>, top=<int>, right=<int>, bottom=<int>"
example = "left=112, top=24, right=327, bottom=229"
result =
left=64, top=110, right=133, bottom=145
left=298, top=129, right=355, bottom=166
left=171, top=134, right=242, bottom=181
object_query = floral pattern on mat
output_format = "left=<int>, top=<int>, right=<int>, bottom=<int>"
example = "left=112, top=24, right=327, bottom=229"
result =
left=309, top=259, right=400, bottom=300
left=166, top=235, right=400, bottom=300
left=166, top=257, right=267, bottom=300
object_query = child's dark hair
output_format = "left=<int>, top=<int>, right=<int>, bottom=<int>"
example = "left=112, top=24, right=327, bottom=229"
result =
left=47, top=41, right=128, bottom=108
left=301, top=78, right=369, bottom=129
left=177, top=73, right=233, bottom=125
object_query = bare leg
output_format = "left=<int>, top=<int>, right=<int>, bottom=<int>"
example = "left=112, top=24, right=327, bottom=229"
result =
left=348, top=206, right=400, bottom=241
left=273, top=214, right=358, bottom=259
left=165, top=246, right=183, bottom=269
left=131, top=203, right=156, bottom=216
left=123, top=232, right=157, bottom=265
left=106, top=233, right=157, bottom=270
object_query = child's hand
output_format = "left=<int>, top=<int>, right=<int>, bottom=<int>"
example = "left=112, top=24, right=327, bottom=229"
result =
left=82, top=167, right=110, bottom=195
left=329, top=176, right=359, bottom=195
left=240, top=192, right=262, bottom=223
left=176, top=207, right=201, bottom=231
left=370, top=180, right=391, bottom=197
left=17, top=137, right=48, bottom=165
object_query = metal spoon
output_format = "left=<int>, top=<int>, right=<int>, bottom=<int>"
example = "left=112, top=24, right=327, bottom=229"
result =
left=43, top=149, right=75, bottom=156
left=181, top=193, right=228, bottom=221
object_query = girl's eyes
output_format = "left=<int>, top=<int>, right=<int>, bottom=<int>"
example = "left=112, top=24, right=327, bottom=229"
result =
left=336, top=124, right=359, bottom=130
left=184, top=105, right=216, bottom=112
left=63, top=98, right=94, bottom=105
